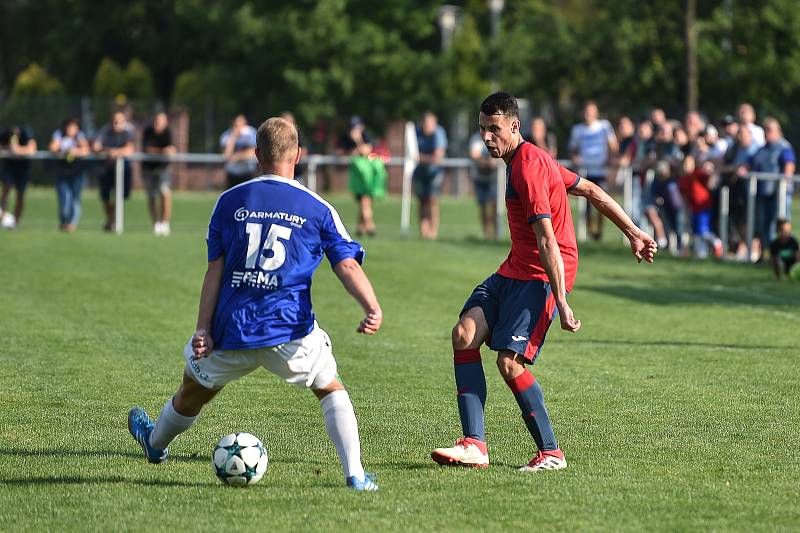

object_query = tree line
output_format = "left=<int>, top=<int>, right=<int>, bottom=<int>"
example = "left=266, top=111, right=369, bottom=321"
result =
left=1, top=0, right=799, bottom=131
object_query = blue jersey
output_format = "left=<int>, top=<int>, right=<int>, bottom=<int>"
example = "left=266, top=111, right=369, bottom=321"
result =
left=206, top=175, right=364, bottom=350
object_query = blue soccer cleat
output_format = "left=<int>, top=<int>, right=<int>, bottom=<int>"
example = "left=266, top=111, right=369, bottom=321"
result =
left=346, top=472, right=379, bottom=492
left=127, top=406, right=168, bottom=464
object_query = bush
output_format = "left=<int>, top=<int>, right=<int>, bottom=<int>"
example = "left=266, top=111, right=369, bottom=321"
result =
left=93, top=58, right=126, bottom=99
left=10, top=64, right=65, bottom=98
left=123, top=58, right=155, bottom=101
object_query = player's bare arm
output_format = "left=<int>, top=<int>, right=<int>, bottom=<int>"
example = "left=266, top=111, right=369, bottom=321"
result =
left=192, top=256, right=224, bottom=358
left=333, top=258, right=383, bottom=335
left=569, top=178, right=657, bottom=263
left=531, top=218, right=581, bottom=333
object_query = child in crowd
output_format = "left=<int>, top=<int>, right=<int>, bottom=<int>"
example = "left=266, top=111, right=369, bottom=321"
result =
left=770, top=218, right=800, bottom=280
left=678, top=155, right=723, bottom=258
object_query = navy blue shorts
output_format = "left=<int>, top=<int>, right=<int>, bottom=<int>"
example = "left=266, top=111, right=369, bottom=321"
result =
left=460, top=273, right=557, bottom=364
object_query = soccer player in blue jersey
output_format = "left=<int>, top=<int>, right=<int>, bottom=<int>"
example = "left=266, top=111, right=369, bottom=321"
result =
left=128, top=117, right=382, bottom=491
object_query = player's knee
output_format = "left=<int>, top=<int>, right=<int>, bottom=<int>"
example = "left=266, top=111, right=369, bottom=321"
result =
left=495, top=353, right=522, bottom=380
left=312, top=378, right=346, bottom=400
left=451, top=320, right=474, bottom=350
left=174, top=376, right=219, bottom=415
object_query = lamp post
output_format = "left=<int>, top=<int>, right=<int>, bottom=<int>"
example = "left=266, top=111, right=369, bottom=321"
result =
left=488, top=0, right=504, bottom=91
left=438, top=5, right=459, bottom=52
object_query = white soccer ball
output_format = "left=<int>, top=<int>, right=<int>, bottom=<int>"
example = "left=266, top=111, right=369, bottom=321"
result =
left=212, top=432, right=268, bottom=486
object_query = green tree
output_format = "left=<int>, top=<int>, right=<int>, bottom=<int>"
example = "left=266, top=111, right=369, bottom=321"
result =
left=10, top=63, right=65, bottom=97
left=93, top=57, right=126, bottom=99
left=123, top=58, right=155, bottom=101
left=442, top=14, right=490, bottom=105
left=699, top=0, right=800, bottom=121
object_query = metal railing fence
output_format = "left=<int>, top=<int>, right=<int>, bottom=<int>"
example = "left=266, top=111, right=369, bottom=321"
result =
left=2, top=149, right=796, bottom=255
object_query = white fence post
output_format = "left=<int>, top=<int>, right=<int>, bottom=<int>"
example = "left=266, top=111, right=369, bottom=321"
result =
left=401, top=121, right=417, bottom=236
left=745, top=174, right=757, bottom=259
left=114, top=157, right=124, bottom=234
left=778, top=176, right=788, bottom=218
left=307, top=155, right=318, bottom=193
left=718, top=185, right=730, bottom=256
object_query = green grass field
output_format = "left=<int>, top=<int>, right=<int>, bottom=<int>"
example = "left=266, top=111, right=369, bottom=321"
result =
left=1, top=188, right=799, bottom=532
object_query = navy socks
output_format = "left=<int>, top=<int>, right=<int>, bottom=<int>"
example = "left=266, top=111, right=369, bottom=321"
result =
left=454, top=349, right=487, bottom=442
left=505, top=370, right=558, bottom=451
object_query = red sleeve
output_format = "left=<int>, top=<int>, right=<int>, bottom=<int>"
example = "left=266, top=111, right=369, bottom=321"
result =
left=558, top=163, right=581, bottom=190
left=515, top=158, right=552, bottom=223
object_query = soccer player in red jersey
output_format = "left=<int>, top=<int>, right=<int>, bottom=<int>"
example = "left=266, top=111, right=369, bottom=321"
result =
left=432, top=92, right=657, bottom=471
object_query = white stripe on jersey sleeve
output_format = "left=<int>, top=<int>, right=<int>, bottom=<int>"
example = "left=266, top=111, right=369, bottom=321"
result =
left=205, top=176, right=272, bottom=239
left=264, top=175, right=354, bottom=242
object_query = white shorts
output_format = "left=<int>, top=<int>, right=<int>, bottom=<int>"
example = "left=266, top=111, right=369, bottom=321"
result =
left=184, top=325, right=338, bottom=390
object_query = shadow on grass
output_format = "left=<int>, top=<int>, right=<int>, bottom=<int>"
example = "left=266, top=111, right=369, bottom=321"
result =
left=0, top=475, right=213, bottom=488
left=583, top=283, right=798, bottom=308
left=435, top=235, right=510, bottom=249
left=566, top=338, right=788, bottom=351
left=368, top=459, right=521, bottom=470
left=0, top=448, right=207, bottom=463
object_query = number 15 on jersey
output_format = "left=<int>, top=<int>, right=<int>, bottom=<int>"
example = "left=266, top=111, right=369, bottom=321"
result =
left=245, top=223, right=292, bottom=271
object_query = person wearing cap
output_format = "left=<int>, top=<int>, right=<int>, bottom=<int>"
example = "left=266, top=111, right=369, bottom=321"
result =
left=721, top=115, right=739, bottom=150
left=337, top=116, right=385, bottom=237
left=698, top=124, right=727, bottom=168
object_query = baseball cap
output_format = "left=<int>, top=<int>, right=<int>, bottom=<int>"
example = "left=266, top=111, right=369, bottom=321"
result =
left=349, top=116, right=363, bottom=129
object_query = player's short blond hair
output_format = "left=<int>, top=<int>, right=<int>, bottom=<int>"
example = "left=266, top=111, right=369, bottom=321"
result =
left=256, top=117, right=298, bottom=165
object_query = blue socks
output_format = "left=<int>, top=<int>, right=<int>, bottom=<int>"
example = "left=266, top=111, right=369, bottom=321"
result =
left=454, top=349, right=486, bottom=442
left=505, top=370, right=558, bottom=451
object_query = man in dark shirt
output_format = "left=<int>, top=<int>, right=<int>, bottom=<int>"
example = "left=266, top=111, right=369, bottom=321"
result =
left=93, top=110, right=135, bottom=231
left=142, top=112, right=176, bottom=236
left=0, top=124, right=37, bottom=229
left=770, top=218, right=800, bottom=279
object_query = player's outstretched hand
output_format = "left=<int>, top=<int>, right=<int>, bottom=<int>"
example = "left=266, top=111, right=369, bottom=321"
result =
left=629, top=228, right=658, bottom=264
left=192, top=329, right=215, bottom=358
left=357, top=308, right=383, bottom=335
left=557, top=302, right=581, bottom=333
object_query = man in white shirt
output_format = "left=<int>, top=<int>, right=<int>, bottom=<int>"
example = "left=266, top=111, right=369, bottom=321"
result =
left=737, top=102, right=765, bottom=148
left=569, top=101, right=618, bottom=240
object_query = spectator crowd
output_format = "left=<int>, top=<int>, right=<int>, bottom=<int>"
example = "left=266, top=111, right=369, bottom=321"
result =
left=553, top=101, right=797, bottom=275
left=1, top=101, right=798, bottom=279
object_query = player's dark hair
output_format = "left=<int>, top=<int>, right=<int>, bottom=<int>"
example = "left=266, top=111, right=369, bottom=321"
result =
left=480, top=92, right=519, bottom=119
left=776, top=217, right=790, bottom=229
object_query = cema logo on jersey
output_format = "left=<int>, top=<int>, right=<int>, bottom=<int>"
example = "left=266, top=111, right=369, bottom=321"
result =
left=233, top=207, right=307, bottom=228
left=231, top=270, right=281, bottom=290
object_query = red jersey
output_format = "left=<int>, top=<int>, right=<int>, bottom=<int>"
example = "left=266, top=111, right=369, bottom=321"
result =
left=678, top=169, right=712, bottom=213
left=497, top=142, right=580, bottom=291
